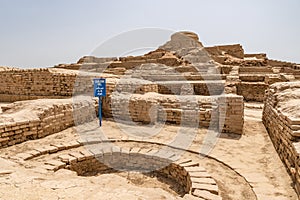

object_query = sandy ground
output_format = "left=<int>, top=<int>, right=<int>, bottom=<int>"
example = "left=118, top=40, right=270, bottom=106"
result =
left=0, top=102, right=298, bottom=200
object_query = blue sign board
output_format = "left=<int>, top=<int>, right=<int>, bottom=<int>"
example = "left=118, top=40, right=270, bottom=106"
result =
left=93, top=78, right=106, bottom=126
left=93, top=78, right=106, bottom=97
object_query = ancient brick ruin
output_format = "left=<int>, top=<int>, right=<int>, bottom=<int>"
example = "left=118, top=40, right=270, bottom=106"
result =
left=263, top=82, right=300, bottom=195
left=0, top=31, right=300, bottom=199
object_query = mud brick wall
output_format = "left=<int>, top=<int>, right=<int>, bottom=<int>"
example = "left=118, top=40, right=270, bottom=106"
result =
left=157, top=96, right=219, bottom=128
left=110, top=93, right=158, bottom=123
left=74, top=76, right=117, bottom=97
left=263, top=83, right=300, bottom=196
left=102, top=93, right=157, bottom=121
left=218, top=94, right=244, bottom=134
left=239, top=75, right=265, bottom=82
left=0, top=68, right=117, bottom=102
left=157, top=82, right=194, bottom=95
left=133, top=74, right=226, bottom=82
left=193, top=81, right=225, bottom=96
left=157, top=81, right=225, bottom=96
left=101, top=88, right=153, bottom=118
left=238, top=67, right=273, bottom=74
left=159, top=163, right=192, bottom=193
left=0, top=99, right=96, bottom=148
left=236, top=82, right=268, bottom=102
left=104, top=93, right=244, bottom=134
left=264, top=74, right=286, bottom=85
left=128, top=63, right=225, bottom=81
left=0, top=69, right=76, bottom=101
left=113, top=79, right=158, bottom=94
left=268, top=59, right=297, bottom=68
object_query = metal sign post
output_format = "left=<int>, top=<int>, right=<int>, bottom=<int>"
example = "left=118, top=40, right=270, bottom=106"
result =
left=99, top=96, right=102, bottom=126
left=93, top=78, right=106, bottom=126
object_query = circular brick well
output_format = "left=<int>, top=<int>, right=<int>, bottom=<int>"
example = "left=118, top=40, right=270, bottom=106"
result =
left=65, top=149, right=192, bottom=194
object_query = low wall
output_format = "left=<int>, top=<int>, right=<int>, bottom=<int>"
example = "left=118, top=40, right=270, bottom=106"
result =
left=0, top=68, right=76, bottom=99
left=0, top=68, right=117, bottom=102
left=104, top=93, right=244, bottom=134
left=0, top=94, right=70, bottom=103
left=218, top=94, right=244, bottom=134
left=263, top=82, right=300, bottom=196
left=157, top=96, right=218, bottom=128
left=268, top=59, right=297, bottom=68
left=156, top=81, right=225, bottom=96
left=239, top=75, right=265, bottom=82
left=236, top=82, right=268, bottom=102
left=113, top=79, right=158, bottom=94
left=238, top=67, right=273, bottom=74
left=0, top=99, right=96, bottom=148
left=133, top=74, right=226, bottom=81
left=0, top=92, right=244, bottom=149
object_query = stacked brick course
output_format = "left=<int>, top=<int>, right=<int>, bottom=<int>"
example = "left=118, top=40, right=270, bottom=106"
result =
left=105, top=92, right=243, bottom=134
left=0, top=68, right=76, bottom=101
left=0, top=68, right=117, bottom=102
left=263, top=82, right=300, bottom=196
left=0, top=99, right=96, bottom=148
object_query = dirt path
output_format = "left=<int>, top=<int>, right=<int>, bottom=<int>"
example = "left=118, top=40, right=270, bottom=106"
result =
left=208, top=103, right=297, bottom=199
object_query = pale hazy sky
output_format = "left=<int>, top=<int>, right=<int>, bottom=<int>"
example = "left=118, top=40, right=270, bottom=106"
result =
left=0, top=0, right=299, bottom=68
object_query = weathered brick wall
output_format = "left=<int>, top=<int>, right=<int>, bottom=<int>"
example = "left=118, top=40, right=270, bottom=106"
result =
left=236, top=82, right=268, bottom=102
left=113, top=79, right=158, bottom=94
left=108, top=93, right=158, bottom=123
left=0, top=67, right=224, bottom=100
left=0, top=99, right=96, bottom=148
left=218, top=94, right=244, bottom=134
left=157, top=81, right=225, bottom=96
left=239, top=74, right=265, bottom=82
left=0, top=68, right=117, bottom=102
left=104, top=93, right=244, bottom=134
left=0, top=92, right=244, bottom=149
left=133, top=74, right=226, bottom=82
left=0, top=68, right=76, bottom=99
left=156, top=95, right=219, bottom=128
left=238, top=67, right=273, bottom=74
left=268, top=59, right=298, bottom=69
left=263, top=82, right=300, bottom=196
